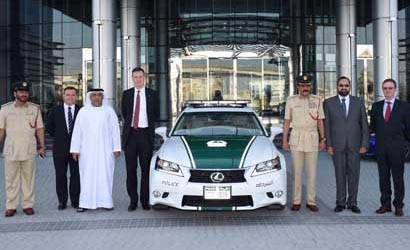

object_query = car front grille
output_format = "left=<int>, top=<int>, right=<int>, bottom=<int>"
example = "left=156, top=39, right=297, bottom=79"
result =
left=182, top=195, right=253, bottom=207
left=189, top=169, right=246, bottom=183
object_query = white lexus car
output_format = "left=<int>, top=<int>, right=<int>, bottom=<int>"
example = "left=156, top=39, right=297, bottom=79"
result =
left=150, top=101, right=286, bottom=211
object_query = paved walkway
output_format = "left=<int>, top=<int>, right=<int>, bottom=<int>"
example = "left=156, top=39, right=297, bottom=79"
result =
left=0, top=152, right=410, bottom=250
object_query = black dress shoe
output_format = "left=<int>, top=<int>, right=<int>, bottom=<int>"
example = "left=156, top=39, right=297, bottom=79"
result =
left=334, top=205, right=345, bottom=213
left=395, top=208, right=404, bottom=217
left=142, top=204, right=151, bottom=210
left=128, top=203, right=137, bottom=212
left=58, top=204, right=67, bottom=210
left=71, top=203, right=79, bottom=209
left=347, top=206, right=361, bottom=214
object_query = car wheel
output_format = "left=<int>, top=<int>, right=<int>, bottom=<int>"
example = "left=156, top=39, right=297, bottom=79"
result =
left=152, top=204, right=170, bottom=210
left=266, top=204, right=285, bottom=210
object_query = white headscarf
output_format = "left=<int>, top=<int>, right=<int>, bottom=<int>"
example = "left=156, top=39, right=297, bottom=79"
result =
left=85, top=90, right=108, bottom=108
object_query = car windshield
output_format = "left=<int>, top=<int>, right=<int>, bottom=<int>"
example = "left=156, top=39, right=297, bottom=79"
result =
left=172, top=112, right=265, bottom=136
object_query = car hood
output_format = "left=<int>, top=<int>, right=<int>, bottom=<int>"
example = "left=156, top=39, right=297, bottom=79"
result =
left=159, top=135, right=277, bottom=169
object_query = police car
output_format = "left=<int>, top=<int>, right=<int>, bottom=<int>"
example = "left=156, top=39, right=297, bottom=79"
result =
left=150, top=101, right=286, bottom=211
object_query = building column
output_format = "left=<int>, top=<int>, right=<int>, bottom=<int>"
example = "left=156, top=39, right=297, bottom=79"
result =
left=121, top=0, right=140, bottom=90
left=155, top=0, right=170, bottom=122
left=373, top=0, right=398, bottom=101
left=92, top=0, right=117, bottom=108
left=336, top=0, right=357, bottom=95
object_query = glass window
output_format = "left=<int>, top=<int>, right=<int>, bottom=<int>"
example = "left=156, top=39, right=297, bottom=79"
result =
left=324, top=71, right=337, bottom=97
left=172, top=112, right=265, bottom=136
left=0, top=0, right=7, bottom=26
left=63, top=22, right=82, bottom=48
left=63, top=48, right=82, bottom=75
left=82, top=24, right=92, bottom=48
left=323, top=25, right=336, bottom=44
left=43, top=23, right=62, bottom=44
left=62, top=0, right=83, bottom=22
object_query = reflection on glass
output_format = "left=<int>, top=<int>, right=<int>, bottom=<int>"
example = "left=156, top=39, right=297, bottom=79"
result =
left=182, top=58, right=208, bottom=101
left=63, top=49, right=82, bottom=75
left=63, top=22, right=82, bottom=48
left=210, top=59, right=234, bottom=100
left=237, top=59, right=261, bottom=113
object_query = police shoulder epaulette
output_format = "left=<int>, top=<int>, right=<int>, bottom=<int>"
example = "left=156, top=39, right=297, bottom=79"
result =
left=28, top=102, right=40, bottom=108
left=311, top=95, right=323, bottom=100
left=1, top=102, right=14, bottom=108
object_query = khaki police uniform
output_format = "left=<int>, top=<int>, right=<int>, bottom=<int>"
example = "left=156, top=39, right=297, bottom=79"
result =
left=285, top=94, right=324, bottom=205
left=0, top=101, right=44, bottom=210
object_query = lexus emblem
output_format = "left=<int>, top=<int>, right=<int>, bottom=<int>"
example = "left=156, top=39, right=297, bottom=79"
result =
left=210, top=172, right=225, bottom=183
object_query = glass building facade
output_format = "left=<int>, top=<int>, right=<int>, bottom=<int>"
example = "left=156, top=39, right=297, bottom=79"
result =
left=1, top=0, right=410, bottom=119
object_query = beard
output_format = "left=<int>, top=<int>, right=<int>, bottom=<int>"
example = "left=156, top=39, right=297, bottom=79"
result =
left=16, top=95, right=28, bottom=102
left=338, top=90, right=349, bottom=96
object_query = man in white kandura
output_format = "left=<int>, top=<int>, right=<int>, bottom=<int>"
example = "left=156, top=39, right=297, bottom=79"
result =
left=70, top=88, right=121, bottom=212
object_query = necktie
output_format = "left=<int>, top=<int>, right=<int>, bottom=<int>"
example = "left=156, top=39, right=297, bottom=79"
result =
left=341, top=98, right=347, bottom=118
left=133, top=91, right=140, bottom=129
left=68, top=106, right=74, bottom=134
left=385, top=101, right=391, bottom=123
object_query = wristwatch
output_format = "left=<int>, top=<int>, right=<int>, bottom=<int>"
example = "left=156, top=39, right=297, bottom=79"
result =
left=320, top=137, right=326, bottom=142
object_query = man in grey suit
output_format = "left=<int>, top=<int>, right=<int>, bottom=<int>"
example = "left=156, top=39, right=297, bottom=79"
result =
left=324, top=76, right=369, bottom=214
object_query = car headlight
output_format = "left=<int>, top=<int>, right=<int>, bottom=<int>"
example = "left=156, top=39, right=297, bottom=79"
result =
left=155, top=158, right=184, bottom=177
left=250, top=156, right=281, bottom=177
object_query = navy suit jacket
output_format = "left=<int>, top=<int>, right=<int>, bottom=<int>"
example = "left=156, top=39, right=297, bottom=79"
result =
left=370, top=99, right=410, bottom=154
left=121, top=87, right=159, bottom=148
left=46, top=104, right=81, bottom=156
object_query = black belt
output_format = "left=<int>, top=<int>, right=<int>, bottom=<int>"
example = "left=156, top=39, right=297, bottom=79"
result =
left=132, top=127, right=149, bottom=132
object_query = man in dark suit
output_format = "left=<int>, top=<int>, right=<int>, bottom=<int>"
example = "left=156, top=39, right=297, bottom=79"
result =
left=371, top=78, right=410, bottom=217
left=324, top=76, right=369, bottom=214
left=121, top=67, right=159, bottom=211
left=46, top=86, right=81, bottom=210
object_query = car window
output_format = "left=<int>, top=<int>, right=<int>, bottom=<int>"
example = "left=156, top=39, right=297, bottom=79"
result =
left=172, top=112, right=265, bottom=136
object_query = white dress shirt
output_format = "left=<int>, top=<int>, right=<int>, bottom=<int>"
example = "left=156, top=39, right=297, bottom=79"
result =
left=131, top=87, right=149, bottom=128
left=338, top=94, right=350, bottom=116
left=64, top=103, right=75, bottom=132
left=383, top=98, right=396, bottom=119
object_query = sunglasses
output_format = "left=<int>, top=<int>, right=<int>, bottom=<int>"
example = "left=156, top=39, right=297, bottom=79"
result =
left=383, top=87, right=395, bottom=90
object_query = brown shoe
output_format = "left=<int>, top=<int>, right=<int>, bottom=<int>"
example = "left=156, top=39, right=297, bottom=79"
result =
left=375, top=206, right=392, bottom=214
left=395, top=208, right=404, bottom=217
left=291, top=204, right=301, bottom=211
left=23, top=208, right=34, bottom=215
left=306, top=204, right=319, bottom=212
left=5, top=209, right=16, bottom=217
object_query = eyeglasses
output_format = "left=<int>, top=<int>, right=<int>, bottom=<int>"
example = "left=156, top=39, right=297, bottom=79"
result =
left=383, top=87, right=395, bottom=90
left=338, top=84, right=350, bottom=87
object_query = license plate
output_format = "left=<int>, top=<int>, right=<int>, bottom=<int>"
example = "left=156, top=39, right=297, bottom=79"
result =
left=203, top=186, right=231, bottom=200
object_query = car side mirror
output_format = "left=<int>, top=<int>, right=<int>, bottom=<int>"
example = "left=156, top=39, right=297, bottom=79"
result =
left=269, top=126, right=283, bottom=141
left=155, top=127, right=168, bottom=142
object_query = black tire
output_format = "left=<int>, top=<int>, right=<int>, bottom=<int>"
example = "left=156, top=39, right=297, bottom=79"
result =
left=152, top=204, right=170, bottom=210
left=266, top=204, right=285, bottom=210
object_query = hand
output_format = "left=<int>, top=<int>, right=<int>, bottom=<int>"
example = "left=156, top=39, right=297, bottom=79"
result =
left=319, top=141, right=326, bottom=151
left=282, top=142, right=290, bottom=151
left=359, top=147, right=367, bottom=154
left=113, top=151, right=121, bottom=158
left=72, top=153, right=80, bottom=161
left=327, top=146, right=334, bottom=156
left=38, top=147, right=46, bottom=159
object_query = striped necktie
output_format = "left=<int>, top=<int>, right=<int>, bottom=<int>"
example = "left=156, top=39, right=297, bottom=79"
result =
left=341, top=98, right=347, bottom=118
left=68, top=106, right=74, bottom=134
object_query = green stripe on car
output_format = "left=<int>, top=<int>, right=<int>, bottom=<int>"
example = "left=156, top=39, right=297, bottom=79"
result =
left=184, top=136, right=255, bottom=169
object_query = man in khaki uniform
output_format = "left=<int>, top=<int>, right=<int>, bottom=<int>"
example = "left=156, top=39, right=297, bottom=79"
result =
left=282, top=74, right=326, bottom=212
left=0, top=82, right=45, bottom=217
